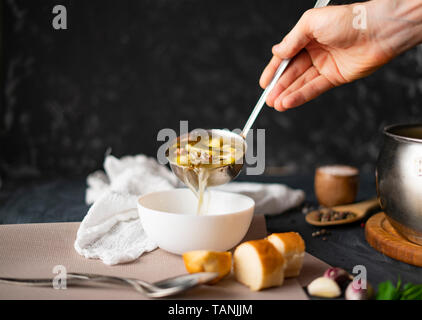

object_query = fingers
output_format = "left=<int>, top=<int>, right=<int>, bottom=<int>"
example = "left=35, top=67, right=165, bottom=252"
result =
left=275, top=74, right=335, bottom=111
left=272, top=10, right=312, bottom=60
left=276, top=66, right=319, bottom=104
left=259, top=55, right=282, bottom=89
left=266, top=51, right=312, bottom=107
left=260, top=9, right=314, bottom=89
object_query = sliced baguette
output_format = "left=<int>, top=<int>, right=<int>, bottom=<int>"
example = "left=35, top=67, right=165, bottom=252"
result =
left=233, top=239, right=285, bottom=291
left=266, top=232, right=305, bottom=278
left=182, top=250, right=232, bottom=284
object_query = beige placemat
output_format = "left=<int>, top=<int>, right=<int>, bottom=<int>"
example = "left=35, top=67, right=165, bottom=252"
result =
left=0, top=216, right=329, bottom=300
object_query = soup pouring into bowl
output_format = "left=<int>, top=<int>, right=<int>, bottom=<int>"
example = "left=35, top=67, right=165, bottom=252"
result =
left=163, top=23, right=308, bottom=215
left=136, top=9, right=312, bottom=252
left=139, top=0, right=422, bottom=255
left=165, top=129, right=246, bottom=215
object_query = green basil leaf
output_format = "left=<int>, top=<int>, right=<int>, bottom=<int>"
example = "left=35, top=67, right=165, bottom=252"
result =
left=377, top=279, right=422, bottom=300
left=396, top=277, right=401, bottom=290
left=401, top=286, right=422, bottom=300
left=402, top=285, right=419, bottom=296
left=403, top=289, right=422, bottom=300
left=377, top=281, right=396, bottom=300
left=403, top=283, right=414, bottom=291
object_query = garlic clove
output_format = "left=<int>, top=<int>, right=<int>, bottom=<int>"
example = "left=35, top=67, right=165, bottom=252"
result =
left=307, top=277, right=342, bottom=298
left=345, top=281, right=374, bottom=300
left=323, top=267, right=352, bottom=287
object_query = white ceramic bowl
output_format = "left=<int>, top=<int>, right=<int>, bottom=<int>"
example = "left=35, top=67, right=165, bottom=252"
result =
left=137, top=189, right=255, bottom=255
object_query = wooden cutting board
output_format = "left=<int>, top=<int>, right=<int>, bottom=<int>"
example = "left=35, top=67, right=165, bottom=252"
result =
left=365, top=212, right=422, bottom=267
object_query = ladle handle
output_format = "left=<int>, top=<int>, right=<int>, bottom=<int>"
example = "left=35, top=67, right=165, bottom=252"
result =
left=240, top=0, right=331, bottom=139
left=241, top=58, right=291, bottom=138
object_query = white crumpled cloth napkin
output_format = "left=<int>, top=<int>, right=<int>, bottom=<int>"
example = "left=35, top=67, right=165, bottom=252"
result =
left=74, top=154, right=305, bottom=265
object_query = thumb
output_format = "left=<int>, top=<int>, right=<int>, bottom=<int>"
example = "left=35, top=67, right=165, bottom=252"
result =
left=272, top=9, right=315, bottom=59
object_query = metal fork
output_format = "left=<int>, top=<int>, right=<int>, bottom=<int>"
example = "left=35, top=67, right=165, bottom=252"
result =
left=0, top=272, right=219, bottom=298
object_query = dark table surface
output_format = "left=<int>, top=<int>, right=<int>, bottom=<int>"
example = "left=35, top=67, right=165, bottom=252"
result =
left=0, top=173, right=421, bottom=290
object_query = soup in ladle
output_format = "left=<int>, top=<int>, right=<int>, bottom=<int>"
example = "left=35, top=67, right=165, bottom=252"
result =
left=166, top=129, right=245, bottom=214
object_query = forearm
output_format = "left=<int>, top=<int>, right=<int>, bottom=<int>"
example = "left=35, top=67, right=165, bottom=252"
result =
left=364, top=0, right=422, bottom=57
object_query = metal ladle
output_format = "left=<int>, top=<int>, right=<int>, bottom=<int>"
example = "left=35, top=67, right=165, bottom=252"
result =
left=169, top=0, right=331, bottom=188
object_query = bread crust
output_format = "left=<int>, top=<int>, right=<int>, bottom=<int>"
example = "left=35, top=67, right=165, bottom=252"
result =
left=182, top=250, right=232, bottom=284
left=266, top=232, right=305, bottom=278
left=267, top=232, right=305, bottom=254
left=243, top=240, right=285, bottom=275
left=233, top=239, right=285, bottom=290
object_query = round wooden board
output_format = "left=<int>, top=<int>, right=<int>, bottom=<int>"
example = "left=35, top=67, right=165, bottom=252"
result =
left=365, top=212, right=422, bottom=267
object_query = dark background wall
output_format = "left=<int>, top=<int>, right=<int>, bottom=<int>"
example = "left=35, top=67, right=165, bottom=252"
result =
left=1, top=0, right=422, bottom=181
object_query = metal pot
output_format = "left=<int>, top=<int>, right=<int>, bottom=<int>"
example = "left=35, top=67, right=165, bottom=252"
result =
left=376, top=123, right=422, bottom=245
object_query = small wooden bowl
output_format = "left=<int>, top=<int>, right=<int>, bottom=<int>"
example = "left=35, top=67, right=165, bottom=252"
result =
left=314, top=165, right=359, bottom=207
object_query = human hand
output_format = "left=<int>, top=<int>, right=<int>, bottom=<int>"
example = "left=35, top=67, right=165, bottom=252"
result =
left=260, top=0, right=422, bottom=111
